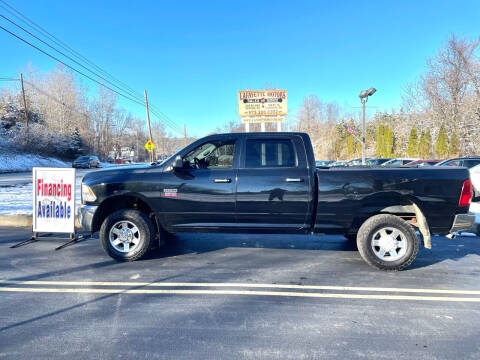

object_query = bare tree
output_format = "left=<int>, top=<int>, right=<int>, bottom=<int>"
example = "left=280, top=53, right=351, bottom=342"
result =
left=403, top=33, right=480, bottom=155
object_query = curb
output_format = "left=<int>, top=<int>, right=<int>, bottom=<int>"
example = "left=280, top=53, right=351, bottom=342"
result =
left=0, top=215, right=81, bottom=229
left=0, top=214, right=32, bottom=227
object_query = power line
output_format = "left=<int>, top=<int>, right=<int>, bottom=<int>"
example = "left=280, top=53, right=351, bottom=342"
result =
left=0, top=13, right=183, bottom=133
left=3, top=77, right=183, bottom=138
left=0, top=0, right=136, bottom=95
left=0, top=77, right=19, bottom=81
left=0, top=26, right=164, bottom=116
left=24, top=80, right=89, bottom=117
left=1, top=15, right=147, bottom=104
left=2, top=75, right=183, bottom=138
left=0, top=0, right=184, bottom=134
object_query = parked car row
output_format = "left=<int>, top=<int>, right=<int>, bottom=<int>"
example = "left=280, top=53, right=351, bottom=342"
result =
left=316, top=156, right=480, bottom=169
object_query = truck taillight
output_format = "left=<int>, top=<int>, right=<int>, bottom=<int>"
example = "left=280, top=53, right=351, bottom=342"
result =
left=458, top=179, right=472, bottom=207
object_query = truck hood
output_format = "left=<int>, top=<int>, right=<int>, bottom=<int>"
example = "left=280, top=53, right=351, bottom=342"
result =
left=81, top=164, right=152, bottom=185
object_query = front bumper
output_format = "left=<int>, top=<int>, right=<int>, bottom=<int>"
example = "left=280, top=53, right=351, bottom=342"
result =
left=449, top=213, right=477, bottom=233
left=78, top=205, right=98, bottom=232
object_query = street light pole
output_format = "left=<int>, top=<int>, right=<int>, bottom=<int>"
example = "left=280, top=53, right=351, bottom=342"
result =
left=358, top=88, right=377, bottom=165
left=361, top=97, right=367, bottom=165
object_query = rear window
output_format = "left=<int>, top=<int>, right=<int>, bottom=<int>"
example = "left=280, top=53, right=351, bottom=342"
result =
left=245, top=139, right=296, bottom=168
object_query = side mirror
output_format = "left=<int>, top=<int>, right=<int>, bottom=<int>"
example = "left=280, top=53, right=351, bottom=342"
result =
left=172, top=155, right=183, bottom=170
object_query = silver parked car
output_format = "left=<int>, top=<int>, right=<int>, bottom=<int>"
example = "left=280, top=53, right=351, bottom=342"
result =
left=72, top=155, right=101, bottom=169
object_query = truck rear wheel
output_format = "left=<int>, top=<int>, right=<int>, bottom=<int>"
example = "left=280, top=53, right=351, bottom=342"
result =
left=356, top=214, right=419, bottom=271
left=100, top=209, right=155, bottom=261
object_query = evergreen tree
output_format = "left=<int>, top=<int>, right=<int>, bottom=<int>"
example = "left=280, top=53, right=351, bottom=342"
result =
left=418, top=130, right=427, bottom=158
left=376, top=124, right=384, bottom=157
left=347, top=135, right=355, bottom=157
left=383, top=125, right=394, bottom=157
left=68, top=127, right=83, bottom=157
left=425, top=128, right=432, bottom=158
left=435, top=123, right=448, bottom=158
left=449, top=130, right=460, bottom=157
left=406, top=126, right=418, bottom=157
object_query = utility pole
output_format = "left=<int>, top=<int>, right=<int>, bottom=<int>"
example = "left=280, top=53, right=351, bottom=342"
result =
left=20, top=73, right=29, bottom=131
left=184, top=124, right=187, bottom=147
left=136, top=129, right=139, bottom=162
left=144, top=90, right=154, bottom=163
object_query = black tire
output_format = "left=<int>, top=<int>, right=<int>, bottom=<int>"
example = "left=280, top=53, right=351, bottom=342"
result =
left=100, top=209, right=155, bottom=261
left=356, top=214, right=419, bottom=271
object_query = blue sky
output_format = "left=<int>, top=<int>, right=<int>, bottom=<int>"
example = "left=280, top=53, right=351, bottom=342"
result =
left=1, top=0, right=479, bottom=137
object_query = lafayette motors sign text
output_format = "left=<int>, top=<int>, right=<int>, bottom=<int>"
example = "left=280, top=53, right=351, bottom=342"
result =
left=238, top=90, right=287, bottom=117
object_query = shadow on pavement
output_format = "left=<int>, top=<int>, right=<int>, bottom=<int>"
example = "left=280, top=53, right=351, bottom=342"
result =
left=145, top=233, right=358, bottom=260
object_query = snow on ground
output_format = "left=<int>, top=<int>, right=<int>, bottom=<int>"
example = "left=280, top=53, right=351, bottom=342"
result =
left=0, top=154, right=69, bottom=173
left=0, top=181, right=82, bottom=216
left=0, top=184, right=32, bottom=215
left=0, top=165, right=127, bottom=216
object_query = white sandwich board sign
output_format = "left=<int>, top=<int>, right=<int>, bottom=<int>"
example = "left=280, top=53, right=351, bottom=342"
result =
left=33, top=167, right=76, bottom=234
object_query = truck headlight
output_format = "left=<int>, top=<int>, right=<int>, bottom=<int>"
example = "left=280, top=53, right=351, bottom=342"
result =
left=81, top=183, right=97, bottom=203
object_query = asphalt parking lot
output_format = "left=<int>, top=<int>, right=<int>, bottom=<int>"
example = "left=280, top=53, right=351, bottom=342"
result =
left=1, top=228, right=480, bottom=359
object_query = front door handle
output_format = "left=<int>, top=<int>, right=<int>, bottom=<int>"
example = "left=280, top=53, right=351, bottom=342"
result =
left=214, top=178, right=232, bottom=183
left=285, top=178, right=304, bottom=182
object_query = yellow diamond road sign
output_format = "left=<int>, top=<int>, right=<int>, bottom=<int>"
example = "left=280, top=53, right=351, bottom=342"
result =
left=144, top=140, right=155, bottom=152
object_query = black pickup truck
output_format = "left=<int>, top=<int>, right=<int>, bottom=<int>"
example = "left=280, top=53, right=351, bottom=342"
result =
left=79, top=132, right=476, bottom=270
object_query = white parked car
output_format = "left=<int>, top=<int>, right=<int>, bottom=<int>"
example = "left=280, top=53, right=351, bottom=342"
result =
left=469, top=164, right=480, bottom=234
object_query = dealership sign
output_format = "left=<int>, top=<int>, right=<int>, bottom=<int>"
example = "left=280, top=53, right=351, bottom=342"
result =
left=241, top=116, right=285, bottom=124
left=33, top=167, right=76, bottom=234
left=238, top=90, right=287, bottom=117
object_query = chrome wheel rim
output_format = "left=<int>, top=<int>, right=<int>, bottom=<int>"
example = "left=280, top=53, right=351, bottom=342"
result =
left=371, top=227, right=408, bottom=262
left=109, top=220, right=141, bottom=253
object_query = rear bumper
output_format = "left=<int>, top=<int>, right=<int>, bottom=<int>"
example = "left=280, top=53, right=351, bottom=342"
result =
left=78, top=205, right=98, bottom=233
left=449, top=213, right=476, bottom=233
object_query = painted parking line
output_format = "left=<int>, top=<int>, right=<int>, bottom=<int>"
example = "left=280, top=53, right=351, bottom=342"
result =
left=1, top=279, right=480, bottom=295
left=1, top=286, right=480, bottom=302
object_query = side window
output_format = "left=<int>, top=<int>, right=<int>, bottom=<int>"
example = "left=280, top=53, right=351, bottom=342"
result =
left=464, top=160, right=480, bottom=168
left=445, top=160, right=462, bottom=166
left=183, top=139, right=235, bottom=169
left=245, top=139, right=296, bottom=168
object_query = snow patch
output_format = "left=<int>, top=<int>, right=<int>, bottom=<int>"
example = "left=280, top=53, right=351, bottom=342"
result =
left=0, top=154, right=69, bottom=173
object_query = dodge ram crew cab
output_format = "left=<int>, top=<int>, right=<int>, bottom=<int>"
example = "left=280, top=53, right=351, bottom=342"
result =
left=79, top=132, right=476, bottom=270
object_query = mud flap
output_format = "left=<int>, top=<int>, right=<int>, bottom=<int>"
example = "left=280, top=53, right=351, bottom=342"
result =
left=413, top=203, right=431, bottom=249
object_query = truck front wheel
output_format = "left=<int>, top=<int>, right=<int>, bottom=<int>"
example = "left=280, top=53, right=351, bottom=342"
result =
left=356, top=214, right=419, bottom=271
left=100, top=209, right=155, bottom=261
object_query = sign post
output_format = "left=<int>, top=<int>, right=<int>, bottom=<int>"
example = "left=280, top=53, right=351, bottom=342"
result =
left=11, top=167, right=85, bottom=250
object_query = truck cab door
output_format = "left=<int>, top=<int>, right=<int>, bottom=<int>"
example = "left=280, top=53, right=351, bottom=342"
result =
left=235, top=135, right=313, bottom=232
left=157, top=137, right=239, bottom=231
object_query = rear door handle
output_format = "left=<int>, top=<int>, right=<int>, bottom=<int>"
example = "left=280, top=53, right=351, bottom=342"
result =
left=286, top=178, right=304, bottom=182
left=214, top=178, right=232, bottom=183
